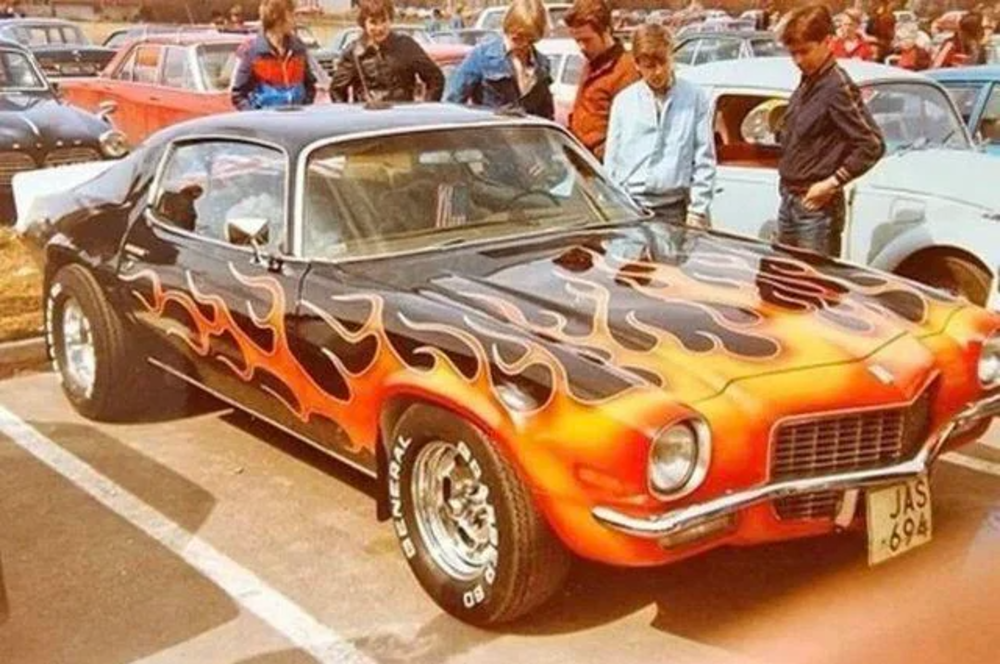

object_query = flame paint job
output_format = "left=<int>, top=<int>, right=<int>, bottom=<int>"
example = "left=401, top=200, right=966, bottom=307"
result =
left=109, top=221, right=1000, bottom=565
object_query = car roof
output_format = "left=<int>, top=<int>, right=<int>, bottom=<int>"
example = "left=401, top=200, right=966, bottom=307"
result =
left=0, top=37, right=26, bottom=51
left=0, top=18, right=78, bottom=27
left=536, top=38, right=580, bottom=54
left=926, top=65, right=1000, bottom=82
left=682, top=57, right=928, bottom=90
left=129, top=33, right=246, bottom=47
left=677, top=30, right=778, bottom=40
left=154, top=103, right=554, bottom=154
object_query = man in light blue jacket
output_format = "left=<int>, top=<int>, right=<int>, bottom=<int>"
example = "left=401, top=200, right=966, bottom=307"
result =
left=604, top=23, right=716, bottom=227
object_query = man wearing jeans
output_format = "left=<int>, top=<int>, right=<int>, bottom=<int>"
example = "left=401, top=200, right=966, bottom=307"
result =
left=776, top=4, right=884, bottom=256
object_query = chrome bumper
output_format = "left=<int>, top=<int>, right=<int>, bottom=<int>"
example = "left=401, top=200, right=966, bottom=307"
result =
left=593, top=392, right=1000, bottom=540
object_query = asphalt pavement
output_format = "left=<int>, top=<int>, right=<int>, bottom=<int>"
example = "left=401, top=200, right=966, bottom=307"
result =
left=1, top=370, right=998, bottom=664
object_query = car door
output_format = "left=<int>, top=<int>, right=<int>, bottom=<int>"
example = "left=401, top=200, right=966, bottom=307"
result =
left=708, top=89, right=785, bottom=240
left=102, top=43, right=163, bottom=144
left=155, top=45, right=204, bottom=130
left=117, top=138, right=309, bottom=426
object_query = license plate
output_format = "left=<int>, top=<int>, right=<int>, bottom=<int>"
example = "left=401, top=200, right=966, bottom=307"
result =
left=866, top=475, right=932, bottom=566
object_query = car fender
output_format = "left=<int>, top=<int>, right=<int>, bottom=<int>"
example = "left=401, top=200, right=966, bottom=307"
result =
left=868, top=215, right=1000, bottom=310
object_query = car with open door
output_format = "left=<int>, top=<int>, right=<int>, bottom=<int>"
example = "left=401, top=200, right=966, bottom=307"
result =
left=14, top=103, right=1000, bottom=625
left=687, top=58, right=1000, bottom=310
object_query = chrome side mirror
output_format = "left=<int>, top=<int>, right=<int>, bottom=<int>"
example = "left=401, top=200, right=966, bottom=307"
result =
left=225, top=216, right=269, bottom=249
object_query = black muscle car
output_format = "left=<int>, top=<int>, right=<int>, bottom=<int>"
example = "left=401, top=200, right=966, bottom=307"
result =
left=16, top=104, right=1000, bottom=625
left=0, top=18, right=115, bottom=77
left=0, top=39, right=127, bottom=223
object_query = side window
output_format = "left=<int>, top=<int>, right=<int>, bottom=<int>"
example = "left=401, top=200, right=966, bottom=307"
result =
left=693, top=38, right=742, bottom=65
left=713, top=94, right=784, bottom=169
left=133, top=46, right=163, bottom=85
left=154, top=141, right=287, bottom=249
left=113, top=47, right=138, bottom=82
left=161, top=47, right=196, bottom=89
left=674, top=39, right=699, bottom=66
left=941, top=83, right=984, bottom=124
left=976, top=84, right=1000, bottom=144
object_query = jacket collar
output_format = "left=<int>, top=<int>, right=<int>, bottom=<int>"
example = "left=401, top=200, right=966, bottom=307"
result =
left=587, top=40, right=625, bottom=76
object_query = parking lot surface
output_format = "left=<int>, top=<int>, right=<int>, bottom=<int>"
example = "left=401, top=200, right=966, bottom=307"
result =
left=1, top=370, right=999, bottom=664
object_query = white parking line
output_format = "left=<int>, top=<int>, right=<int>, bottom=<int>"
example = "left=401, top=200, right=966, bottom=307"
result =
left=0, top=404, right=376, bottom=664
left=942, top=452, right=1000, bottom=478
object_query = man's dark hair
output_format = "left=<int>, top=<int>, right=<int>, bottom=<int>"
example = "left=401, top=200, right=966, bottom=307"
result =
left=357, top=0, right=395, bottom=27
left=780, top=3, right=835, bottom=46
left=564, top=0, right=612, bottom=34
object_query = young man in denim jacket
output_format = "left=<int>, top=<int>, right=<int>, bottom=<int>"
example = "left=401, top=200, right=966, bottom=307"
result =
left=444, top=0, right=554, bottom=119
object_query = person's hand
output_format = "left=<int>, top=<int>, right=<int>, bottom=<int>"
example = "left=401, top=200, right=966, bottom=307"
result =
left=802, top=177, right=840, bottom=211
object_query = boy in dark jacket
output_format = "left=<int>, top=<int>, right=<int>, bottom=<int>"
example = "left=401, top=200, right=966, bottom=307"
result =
left=330, top=0, right=444, bottom=103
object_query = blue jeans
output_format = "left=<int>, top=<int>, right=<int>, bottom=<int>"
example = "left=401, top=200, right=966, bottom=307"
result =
left=777, top=186, right=845, bottom=257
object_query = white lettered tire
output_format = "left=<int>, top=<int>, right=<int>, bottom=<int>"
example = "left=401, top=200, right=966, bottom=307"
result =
left=388, top=404, right=570, bottom=625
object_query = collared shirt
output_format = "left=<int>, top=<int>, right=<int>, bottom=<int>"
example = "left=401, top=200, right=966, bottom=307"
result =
left=604, top=76, right=717, bottom=217
left=778, top=56, right=885, bottom=188
left=504, top=35, right=537, bottom=96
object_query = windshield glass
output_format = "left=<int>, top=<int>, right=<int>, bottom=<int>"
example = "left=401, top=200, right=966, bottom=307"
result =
left=302, top=126, right=641, bottom=259
left=198, top=43, right=239, bottom=91
left=862, top=82, right=971, bottom=152
left=0, top=49, right=46, bottom=89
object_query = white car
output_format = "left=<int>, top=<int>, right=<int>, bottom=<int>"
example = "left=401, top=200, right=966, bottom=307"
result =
left=684, top=58, right=1000, bottom=309
left=536, top=38, right=584, bottom=110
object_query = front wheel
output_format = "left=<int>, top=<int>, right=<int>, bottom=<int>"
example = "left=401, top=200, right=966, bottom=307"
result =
left=387, top=404, right=570, bottom=625
left=47, top=264, right=149, bottom=420
left=898, top=254, right=991, bottom=306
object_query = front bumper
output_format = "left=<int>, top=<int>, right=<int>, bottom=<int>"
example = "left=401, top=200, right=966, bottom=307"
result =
left=593, top=391, right=1000, bottom=540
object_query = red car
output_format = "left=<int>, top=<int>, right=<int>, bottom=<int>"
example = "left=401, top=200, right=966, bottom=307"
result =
left=60, top=34, right=245, bottom=146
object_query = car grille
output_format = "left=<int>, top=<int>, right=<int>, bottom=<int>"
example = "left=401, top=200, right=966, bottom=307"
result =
left=44, top=147, right=102, bottom=168
left=0, top=152, right=37, bottom=187
left=771, top=390, right=932, bottom=521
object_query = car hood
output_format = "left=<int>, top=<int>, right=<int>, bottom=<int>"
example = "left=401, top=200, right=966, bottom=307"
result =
left=0, top=94, right=104, bottom=144
left=349, top=223, right=963, bottom=402
left=864, top=148, right=1000, bottom=211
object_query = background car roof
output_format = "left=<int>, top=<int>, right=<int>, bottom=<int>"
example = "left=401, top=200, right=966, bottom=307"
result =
left=926, top=65, right=1000, bottom=82
left=676, top=30, right=778, bottom=40
left=681, top=57, right=928, bottom=90
left=128, top=33, right=247, bottom=47
left=0, top=17, right=78, bottom=27
left=153, top=103, right=555, bottom=154
left=0, top=37, right=27, bottom=51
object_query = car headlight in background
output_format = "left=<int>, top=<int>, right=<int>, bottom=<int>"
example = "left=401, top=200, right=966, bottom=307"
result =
left=648, top=418, right=711, bottom=500
left=979, top=330, right=1000, bottom=388
left=99, top=130, right=129, bottom=158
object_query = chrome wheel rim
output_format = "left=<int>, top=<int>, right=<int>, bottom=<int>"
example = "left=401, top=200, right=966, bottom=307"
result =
left=411, top=440, right=498, bottom=582
left=61, top=297, right=96, bottom=397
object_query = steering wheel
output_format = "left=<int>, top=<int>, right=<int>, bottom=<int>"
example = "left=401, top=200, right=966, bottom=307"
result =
left=509, top=188, right=560, bottom=207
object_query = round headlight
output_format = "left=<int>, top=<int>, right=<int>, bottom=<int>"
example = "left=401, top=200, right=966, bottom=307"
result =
left=979, top=332, right=1000, bottom=388
left=648, top=419, right=711, bottom=499
left=99, top=130, right=129, bottom=158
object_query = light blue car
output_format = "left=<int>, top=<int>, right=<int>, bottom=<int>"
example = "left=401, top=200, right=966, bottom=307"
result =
left=928, top=66, right=1000, bottom=155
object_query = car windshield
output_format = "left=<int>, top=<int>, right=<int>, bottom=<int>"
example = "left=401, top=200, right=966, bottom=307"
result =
left=198, top=43, right=239, bottom=91
left=0, top=49, right=46, bottom=89
left=862, top=82, right=971, bottom=152
left=302, top=126, right=641, bottom=259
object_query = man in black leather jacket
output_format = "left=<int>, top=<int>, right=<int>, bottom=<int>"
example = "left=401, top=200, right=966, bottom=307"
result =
left=330, top=0, right=444, bottom=103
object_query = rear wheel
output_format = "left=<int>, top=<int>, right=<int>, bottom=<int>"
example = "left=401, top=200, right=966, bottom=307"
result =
left=47, top=265, right=153, bottom=420
left=898, top=254, right=991, bottom=307
left=387, top=404, right=570, bottom=625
